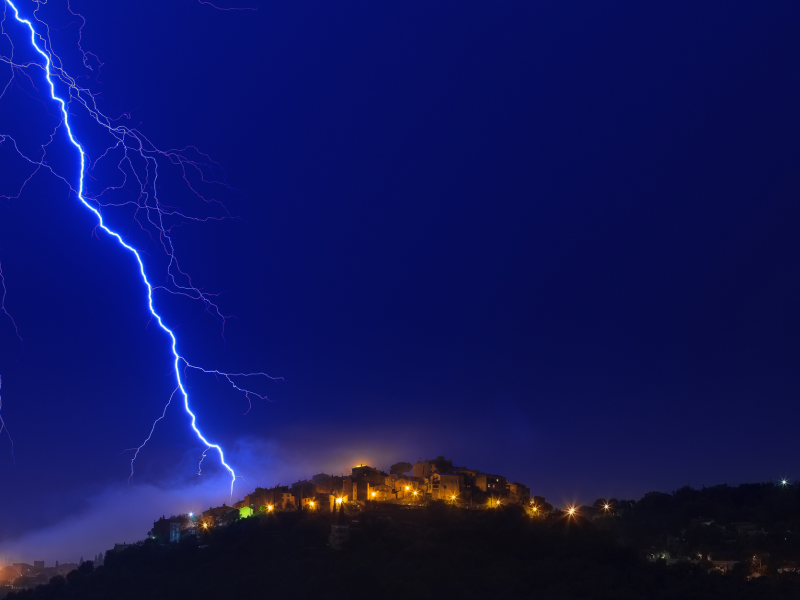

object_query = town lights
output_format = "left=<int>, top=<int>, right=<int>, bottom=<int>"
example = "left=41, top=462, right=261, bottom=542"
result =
left=371, top=492, right=376, bottom=497
left=405, top=486, right=409, bottom=491
left=309, top=501, right=315, bottom=508
left=202, top=523, right=208, bottom=529
left=336, top=497, right=343, bottom=504
left=267, top=505, right=274, bottom=512
left=412, top=491, right=418, bottom=496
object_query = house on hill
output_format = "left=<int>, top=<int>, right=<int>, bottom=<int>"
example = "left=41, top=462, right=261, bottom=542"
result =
left=413, top=457, right=453, bottom=479
left=369, top=484, right=393, bottom=501
left=431, top=472, right=464, bottom=500
left=150, top=515, right=192, bottom=543
left=202, top=504, right=232, bottom=525
left=475, top=473, right=507, bottom=494
left=506, top=481, right=531, bottom=504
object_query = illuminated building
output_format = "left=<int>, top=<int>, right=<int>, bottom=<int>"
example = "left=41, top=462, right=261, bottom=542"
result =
left=369, top=484, right=393, bottom=501
left=430, top=472, right=464, bottom=499
left=348, top=465, right=390, bottom=501
left=474, top=473, right=507, bottom=494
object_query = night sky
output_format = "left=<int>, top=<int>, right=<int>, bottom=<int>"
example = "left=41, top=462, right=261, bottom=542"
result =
left=1, top=1, right=799, bottom=562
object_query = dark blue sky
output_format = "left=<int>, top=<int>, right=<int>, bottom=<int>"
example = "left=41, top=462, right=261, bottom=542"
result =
left=0, top=0, right=799, bottom=561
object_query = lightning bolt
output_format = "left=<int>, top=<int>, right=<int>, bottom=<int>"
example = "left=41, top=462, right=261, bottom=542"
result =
left=0, top=261, right=21, bottom=347
left=0, top=0, right=278, bottom=498
left=0, top=375, right=13, bottom=465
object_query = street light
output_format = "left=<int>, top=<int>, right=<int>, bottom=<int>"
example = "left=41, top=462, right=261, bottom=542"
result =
left=371, top=492, right=376, bottom=498
left=781, top=479, right=789, bottom=487
left=336, top=497, right=343, bottom=504
left=567, top=506, right=576, bottom=517
left=309, top=501, right=315, bottom=509
left=267, top=505, right=274, bottom=512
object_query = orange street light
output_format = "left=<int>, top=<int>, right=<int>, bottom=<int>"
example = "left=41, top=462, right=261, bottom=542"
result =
left=309, top=501, right=315, bottom=508
left=336, top=497, right=343, bottom=504
left=267, top=505, right=274, bottom=512
left=405, top=486, right=409, bottom=491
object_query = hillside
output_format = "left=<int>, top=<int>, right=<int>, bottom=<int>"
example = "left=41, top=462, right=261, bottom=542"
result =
left=6, top=498, right=800, bottom=600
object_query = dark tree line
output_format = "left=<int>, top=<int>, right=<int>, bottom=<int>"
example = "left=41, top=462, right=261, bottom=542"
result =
left=7, top=494, right=800, bottom=600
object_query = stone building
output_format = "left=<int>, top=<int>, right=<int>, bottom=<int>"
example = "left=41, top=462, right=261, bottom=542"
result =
left=149, top=514, right=191, bottom=543
left=369, top=483, right=393, bottom=501
left=506, top=481, right=531, bottom=503
left=431, top=472, right=464, bottom=499
left=348, top=464, right=389, bottom=502
left=202, top=504, right=232, bottom=523
left=412, top=458, right=445, bottom=479
left=475, top=473, right=507, bottom=494
left=393, top=477, right=423, bottom=500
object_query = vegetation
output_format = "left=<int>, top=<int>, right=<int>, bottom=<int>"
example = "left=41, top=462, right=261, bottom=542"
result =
left=389, top=461, right=413, bottom=476
left=7, top=484, right=800, bottom=600
left=600, top=483, right=800, bottom=569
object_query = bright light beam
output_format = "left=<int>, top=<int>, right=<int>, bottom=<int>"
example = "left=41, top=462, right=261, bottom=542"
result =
left=3, top=0, right=269, bottom=498
left=0, top=375, right=13, bottom=465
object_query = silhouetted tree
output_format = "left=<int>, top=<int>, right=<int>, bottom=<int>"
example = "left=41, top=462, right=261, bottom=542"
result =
left=390, top=461, right=412, bottom=476
left=432, top=456, right=452, bottom=473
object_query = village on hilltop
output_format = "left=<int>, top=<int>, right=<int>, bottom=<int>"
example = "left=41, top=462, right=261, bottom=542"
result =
left=206, top=456, right=528, bottom=522
left=144, top=456, right=531, bottom=543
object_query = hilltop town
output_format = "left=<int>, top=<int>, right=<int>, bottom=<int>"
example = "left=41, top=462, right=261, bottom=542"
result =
left=195, top=456, right=530, bottom=528
left=1, top=455, right=529, bottom=594
left=4, top=478, right=800, bottom=600
left=4, top=459, right=800, bottom=599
